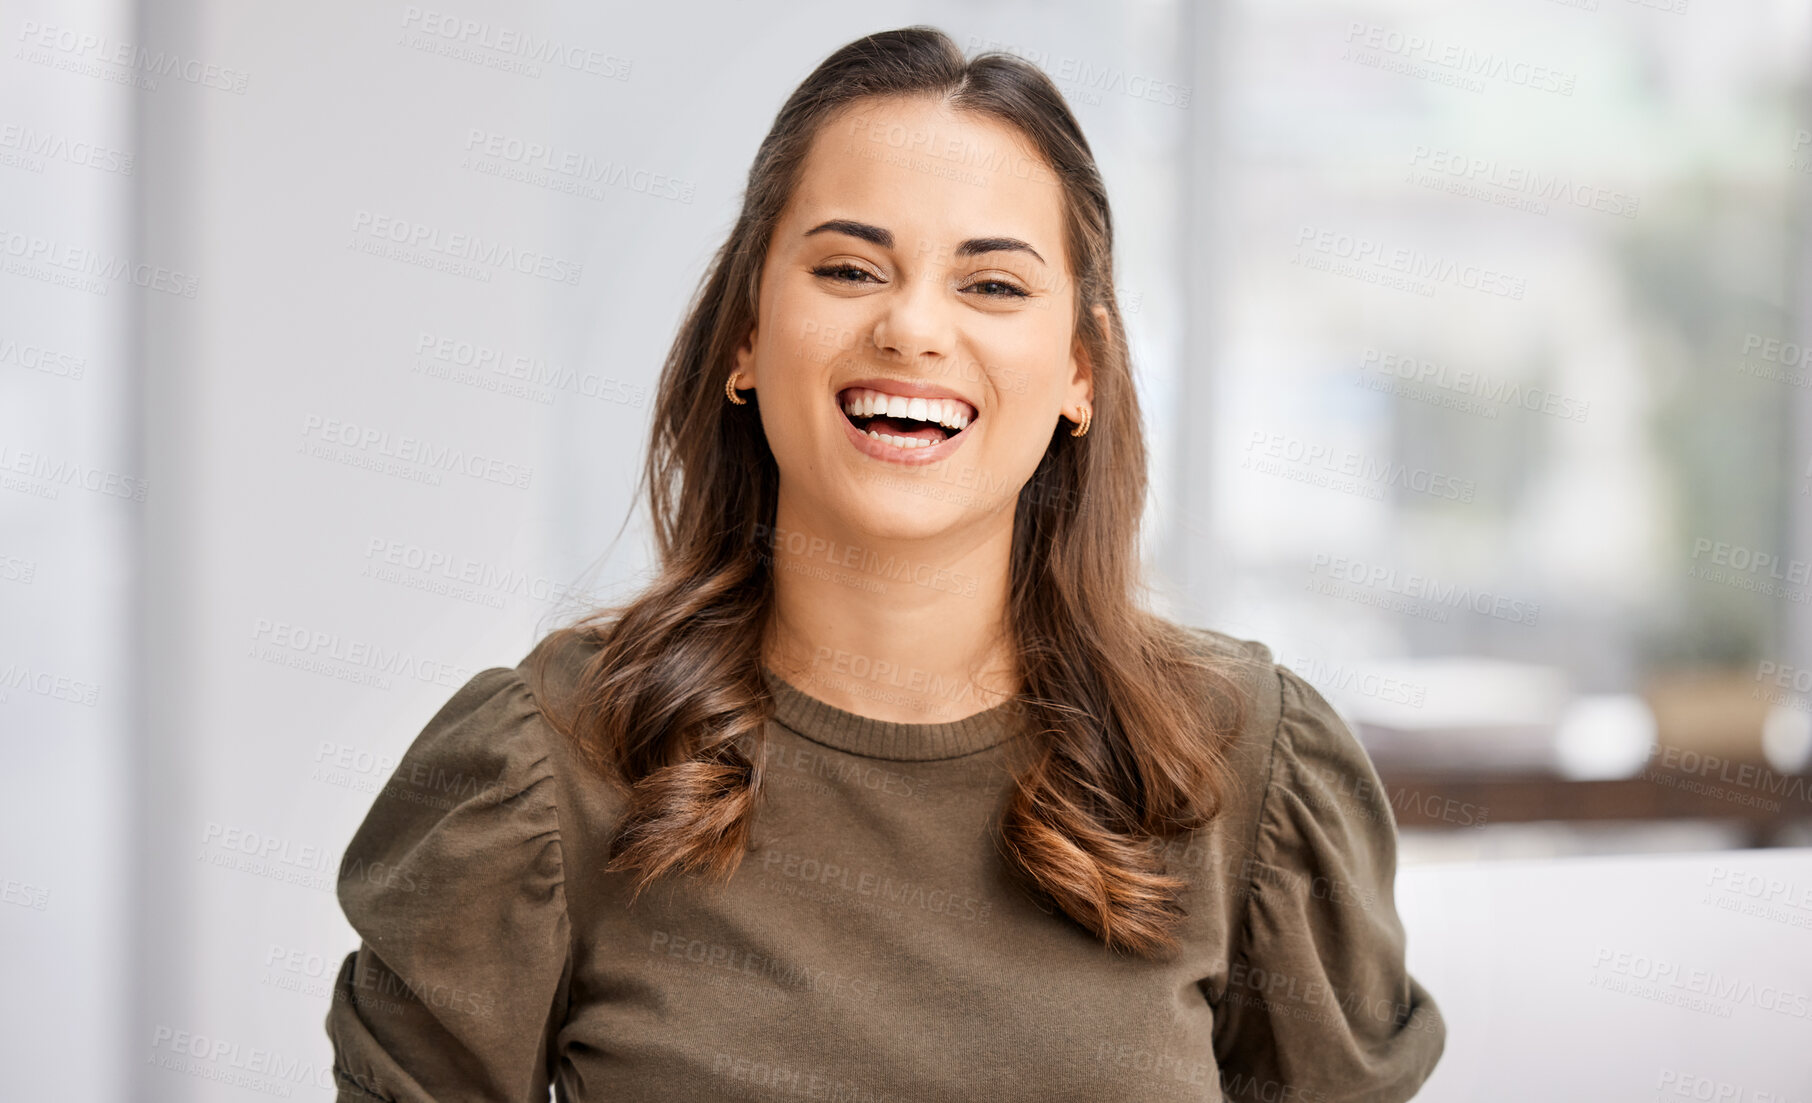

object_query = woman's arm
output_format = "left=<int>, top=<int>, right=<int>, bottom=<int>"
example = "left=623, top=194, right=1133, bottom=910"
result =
left=1211, top=663, right=1446, bottom=1102
left=325, top=667, right=573, bottom=1102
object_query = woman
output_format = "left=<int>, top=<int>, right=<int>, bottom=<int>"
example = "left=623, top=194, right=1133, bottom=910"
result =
left=325, top=26, right=1445, bottom=1102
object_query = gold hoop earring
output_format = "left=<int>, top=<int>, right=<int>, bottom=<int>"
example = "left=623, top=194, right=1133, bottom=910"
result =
left=725, top=370, right=748, bottom=405
left=1070, top=404, right=1092, bottom=438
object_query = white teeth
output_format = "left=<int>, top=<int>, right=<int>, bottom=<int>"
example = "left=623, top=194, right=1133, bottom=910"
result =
left=839, top=387, right=976, bottom=433
left=865, top=429, right=933, bottom=449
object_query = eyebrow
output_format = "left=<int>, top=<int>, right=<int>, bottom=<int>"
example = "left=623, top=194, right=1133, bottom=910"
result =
left=803, top=219, right=1046, bottom=266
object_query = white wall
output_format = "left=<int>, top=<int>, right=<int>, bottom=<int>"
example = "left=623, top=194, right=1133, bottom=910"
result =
left=1, top=0, right=137, bottom=1098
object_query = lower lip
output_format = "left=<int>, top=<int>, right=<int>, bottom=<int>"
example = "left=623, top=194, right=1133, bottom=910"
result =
left=836, top=397, right=974, bottom=466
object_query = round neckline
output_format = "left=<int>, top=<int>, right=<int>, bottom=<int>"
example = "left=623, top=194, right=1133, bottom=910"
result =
left=761, top=665, right=1026, bottom=761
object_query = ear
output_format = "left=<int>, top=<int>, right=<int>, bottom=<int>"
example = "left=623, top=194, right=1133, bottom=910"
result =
left=1067, top=302, right=1107, bottom=409
left=733, top=324, right=758, bottom=385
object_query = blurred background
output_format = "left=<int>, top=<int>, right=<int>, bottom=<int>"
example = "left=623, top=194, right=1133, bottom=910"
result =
left=5, top=0, right=1810, bottom=1098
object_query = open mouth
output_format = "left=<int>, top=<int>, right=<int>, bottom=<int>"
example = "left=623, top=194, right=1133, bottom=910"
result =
left=837, top=386, right=977, bottom=450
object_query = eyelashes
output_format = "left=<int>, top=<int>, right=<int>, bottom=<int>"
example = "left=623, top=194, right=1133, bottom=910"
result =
left=810, top=263, right=877, bottom=284
left=966, top=277, right=1030, bottom=299
left=810, top=263, right=1030, bottom=299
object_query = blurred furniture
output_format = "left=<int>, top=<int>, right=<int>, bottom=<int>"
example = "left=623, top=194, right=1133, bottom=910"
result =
left=1375, top=764, right=1812, bottom=848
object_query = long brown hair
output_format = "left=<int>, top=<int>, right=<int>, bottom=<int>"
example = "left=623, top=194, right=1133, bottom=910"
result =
left=528, top=25, right=1253, bottom=959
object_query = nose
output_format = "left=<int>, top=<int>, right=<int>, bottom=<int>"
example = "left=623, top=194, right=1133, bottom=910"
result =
left=870, top=268, right=954, bottom=366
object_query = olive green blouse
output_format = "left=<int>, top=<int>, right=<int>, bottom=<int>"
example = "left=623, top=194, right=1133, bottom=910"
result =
left=324, top=627, right=1445, bottom=1101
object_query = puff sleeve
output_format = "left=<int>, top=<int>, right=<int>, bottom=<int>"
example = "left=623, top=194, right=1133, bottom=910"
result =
left=1211, top=664, right=1445, bottom=1102
left=325, top=666, right=572, bottom=1102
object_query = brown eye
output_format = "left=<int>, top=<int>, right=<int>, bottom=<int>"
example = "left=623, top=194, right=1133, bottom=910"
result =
left=966, top=278, right=1029, bottom=298
left=813, top=264, right=879, bottom=284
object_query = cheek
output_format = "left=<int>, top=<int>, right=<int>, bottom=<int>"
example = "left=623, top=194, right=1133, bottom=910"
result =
left=975, top=327, right=1067, bottom=404
left=977, top=393, right=1055, bottom=471
left=770, top=284, right=867, bottom=370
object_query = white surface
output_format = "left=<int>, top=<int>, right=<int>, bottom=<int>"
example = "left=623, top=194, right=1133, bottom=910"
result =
left=1399, top=846, right=1812, bottom=1100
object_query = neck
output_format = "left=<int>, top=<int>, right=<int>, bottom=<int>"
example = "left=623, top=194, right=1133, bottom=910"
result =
left=760, top=493, right=1018, bottom=724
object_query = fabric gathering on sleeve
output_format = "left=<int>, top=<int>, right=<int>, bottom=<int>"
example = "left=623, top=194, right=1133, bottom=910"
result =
left=324, top=665, right=573, bottom=1103
left=1211, top=662, right=1446, bottom=1103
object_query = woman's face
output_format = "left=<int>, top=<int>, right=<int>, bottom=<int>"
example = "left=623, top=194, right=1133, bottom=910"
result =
left=736, top=95, right=1097, bottom=545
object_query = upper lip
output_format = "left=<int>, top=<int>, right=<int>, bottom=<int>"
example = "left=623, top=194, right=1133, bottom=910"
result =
left=836, top=376, right=979, bottom=419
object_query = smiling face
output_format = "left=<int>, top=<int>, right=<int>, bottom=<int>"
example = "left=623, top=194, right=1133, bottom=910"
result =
left=734, top=94, right=1097, bottom=545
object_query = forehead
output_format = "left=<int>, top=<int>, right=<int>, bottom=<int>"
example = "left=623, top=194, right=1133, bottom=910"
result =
left=784, top=96, right=1068, bottom=269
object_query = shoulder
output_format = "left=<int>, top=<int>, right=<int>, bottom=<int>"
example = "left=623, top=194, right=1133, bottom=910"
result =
left=337, top=629, right=609, bottom=919
left=1167, top=624, right=1386, bottom=860
left=1174, top=623, right=1280, bottom=712
left=1174, top=627, right=1399, bottom=911
left=370, top=662, right=558, bottom=831
left=1170, top=622, right=1284, bottom=783
left=1171, top=622, right=1365, bottom=784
